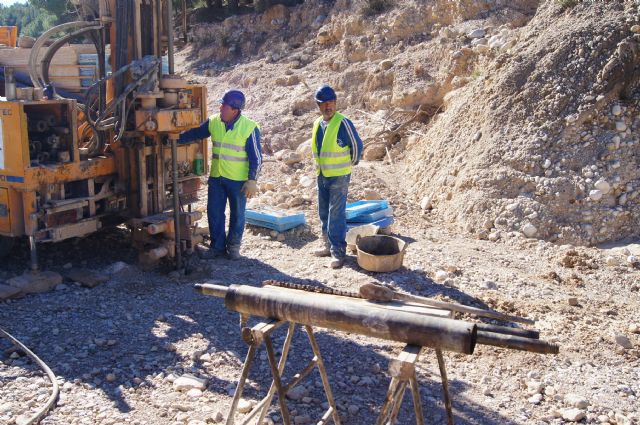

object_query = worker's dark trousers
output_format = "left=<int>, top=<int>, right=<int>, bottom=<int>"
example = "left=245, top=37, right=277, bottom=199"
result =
left=207, top=176, right=246, bottom=254
left=317, top=173, right=350, bottom=259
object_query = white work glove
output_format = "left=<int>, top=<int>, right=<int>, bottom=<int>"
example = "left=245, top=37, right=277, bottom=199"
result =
left=241, top=180, right=258, bottom=198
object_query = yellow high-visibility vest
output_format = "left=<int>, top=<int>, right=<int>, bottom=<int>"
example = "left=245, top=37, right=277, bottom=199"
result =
left=208, top=114, right=257, bottom=181
left=311, top=112, right=352, bottom=177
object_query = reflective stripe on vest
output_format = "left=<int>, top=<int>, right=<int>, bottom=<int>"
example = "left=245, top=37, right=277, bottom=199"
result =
left=311, top=112, right=352, bottom=177
left=208, top=114, right=258, bottom=181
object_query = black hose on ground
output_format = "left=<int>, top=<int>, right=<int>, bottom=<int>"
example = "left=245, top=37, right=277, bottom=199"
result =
left=0, top=326, right=59, bottom=425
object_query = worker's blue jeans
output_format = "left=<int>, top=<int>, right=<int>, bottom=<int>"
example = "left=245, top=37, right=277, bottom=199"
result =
left=207, top=176, right=246, bottom=254
left=317, top=174, right=351, bottom=259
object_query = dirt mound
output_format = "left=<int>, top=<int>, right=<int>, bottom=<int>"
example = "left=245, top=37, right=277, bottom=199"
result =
left=408, top=0, right=640, bottom=246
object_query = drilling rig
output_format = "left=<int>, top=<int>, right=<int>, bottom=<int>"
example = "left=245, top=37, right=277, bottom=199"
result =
left=0, top=0, right=207, bottom=270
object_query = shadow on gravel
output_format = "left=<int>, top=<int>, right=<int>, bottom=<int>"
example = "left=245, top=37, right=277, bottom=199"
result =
left=353, top=240, right=525, bottom=328
left=215, top=325, right=521, bottom=425
left=0, top=229, right=519, bottom=424
left=0, top=226, right=138, bottom=276
left=191, top=254, right=344, bottom=291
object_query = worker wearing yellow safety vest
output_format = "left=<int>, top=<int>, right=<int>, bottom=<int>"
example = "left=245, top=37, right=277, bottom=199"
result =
left=178, top=89, right=262, bottom=260
left=311, top=85, right=363, bottom=269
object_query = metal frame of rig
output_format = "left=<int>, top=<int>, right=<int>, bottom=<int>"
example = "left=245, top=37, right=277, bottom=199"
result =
left=0, top=0, right=207, bottom=270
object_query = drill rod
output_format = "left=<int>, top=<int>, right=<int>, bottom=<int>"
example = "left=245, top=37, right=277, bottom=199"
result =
left=196, top=283, right=478, bottom=355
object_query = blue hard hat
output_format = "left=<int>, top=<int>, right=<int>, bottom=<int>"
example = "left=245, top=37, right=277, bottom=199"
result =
left=314, top=84, right=337, bottom=103
left=219, top=89, right=246, bottom=110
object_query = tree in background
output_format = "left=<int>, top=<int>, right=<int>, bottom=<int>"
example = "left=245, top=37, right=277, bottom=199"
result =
left=29, top=0, right=69, bottom=17
left=0, top=3, right=58, bottom=38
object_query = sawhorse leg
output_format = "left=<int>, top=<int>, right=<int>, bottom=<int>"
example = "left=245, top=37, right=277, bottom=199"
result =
left=226, top=320, right=341, bottom=425
left=376, top=345, right=454, bottom=425
left=227, top=320, right=288, bottom=425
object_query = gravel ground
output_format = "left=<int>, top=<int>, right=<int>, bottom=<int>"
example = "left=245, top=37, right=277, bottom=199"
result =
left=1, top=162, right=639, bottom=425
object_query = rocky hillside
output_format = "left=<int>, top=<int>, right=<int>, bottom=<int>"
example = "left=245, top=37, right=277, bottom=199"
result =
left=178, top=0, right=640, bottom=246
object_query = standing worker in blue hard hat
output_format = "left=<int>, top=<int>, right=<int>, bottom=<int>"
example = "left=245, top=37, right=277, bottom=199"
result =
left=311, top=84, right=363, bottom=269
left=178, top=89, right=262, bottom=260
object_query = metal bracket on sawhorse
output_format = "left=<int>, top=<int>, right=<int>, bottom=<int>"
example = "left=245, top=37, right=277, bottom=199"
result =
left=376, top=345, right=454, bottom=425
left=226, top=319, right=342, bottom=425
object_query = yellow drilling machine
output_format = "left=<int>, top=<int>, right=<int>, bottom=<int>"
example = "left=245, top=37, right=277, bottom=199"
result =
left=0, top=0, right=207, bottom=270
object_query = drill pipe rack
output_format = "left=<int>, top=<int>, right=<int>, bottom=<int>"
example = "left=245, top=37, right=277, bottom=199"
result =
left=195, top=283, right=558, bottom=425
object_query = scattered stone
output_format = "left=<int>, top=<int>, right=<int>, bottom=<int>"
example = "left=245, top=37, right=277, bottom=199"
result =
left=567, top=297, right=579, bottom=306
left=528, top=393, right=543, bottom=404
left=561, top=408, right=586, bottom=422
left=105, top=261, right=128, bottom=274
left=173, top=374, right=208, bottom=391
left=467, top=28, right=485, bottom=39
left=187, top=388, right=203, bottom=398
left=299, top=176, right=314, bottom=188
left=64, top=268, right=109, bottom=288
left=286, top=385, right=307, bottom=400
left=594, top=179, right=611, bottom=195
left=433, top=270, right=449, bottom=283
left=564, top=393, right=589, bottom=409
left=212, top=411, right=224, bottom=423
left=282, top=151, right=303, bottom=165
left=482, top=280, right=498, bottom=290
left=612, top=104, right=622, bottom=116
left=614, top=334, right=633, bottom=349
left=237, top=398, right=254, bottom=413
left=7, top=271, right=62, bottom=294
left=589, top=190, right=603, bottom=201
left=420, top=196, right=432, bottom=211
left=294, top=414, right=311, bottom=424
left=605, top=256, right=619, bottom=266
left=527, top=381, right=544, bottom=395
left=521, top=223, right=537, bottom=238
left=379, top=59, right=393, bottom=70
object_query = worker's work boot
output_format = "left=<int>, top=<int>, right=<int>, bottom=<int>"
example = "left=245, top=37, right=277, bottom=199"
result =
left=329, top=256, right=345, bottom=269
left=196, top=245, right=224, bottom=260
left=313, top=239, right=331, bottom=257
left=226, top=245, right=241, bottom=261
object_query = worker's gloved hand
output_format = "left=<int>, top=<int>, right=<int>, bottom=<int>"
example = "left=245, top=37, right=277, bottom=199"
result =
left=241, top=180, right=258, bottom=198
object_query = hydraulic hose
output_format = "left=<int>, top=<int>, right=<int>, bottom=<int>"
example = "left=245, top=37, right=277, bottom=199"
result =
left=40, top=25, right=103, bottom=90
left=0, top=326, right=59, bottom=425
left=28, top=21, right=98, bottom=89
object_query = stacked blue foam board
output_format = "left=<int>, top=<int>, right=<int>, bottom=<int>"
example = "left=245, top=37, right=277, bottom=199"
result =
left=346, top=200, right=394, bottom=229
left=246, top=206, right=306, bottom=232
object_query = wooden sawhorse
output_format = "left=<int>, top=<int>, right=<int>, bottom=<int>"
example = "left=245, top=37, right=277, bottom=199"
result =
left=226, top=320, right=341, bottom=425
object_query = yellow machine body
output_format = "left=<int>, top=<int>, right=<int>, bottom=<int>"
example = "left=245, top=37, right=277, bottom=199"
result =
left=0, top=0, right=209, bottom=268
